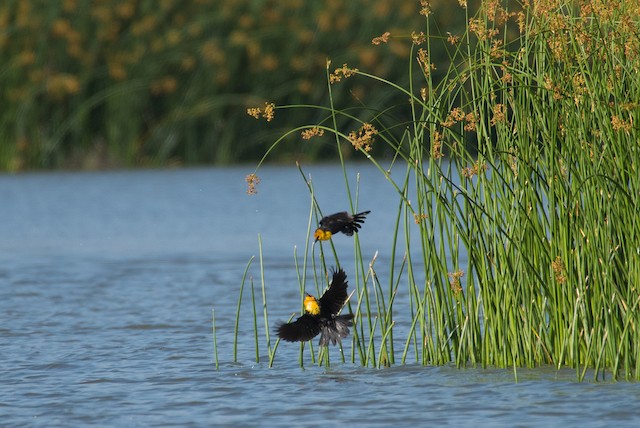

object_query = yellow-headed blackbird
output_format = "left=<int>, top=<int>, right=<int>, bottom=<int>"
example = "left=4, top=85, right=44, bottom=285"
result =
left=277, top=268, right=354, bottom=346
left=313, top=210, right=371, bottom=241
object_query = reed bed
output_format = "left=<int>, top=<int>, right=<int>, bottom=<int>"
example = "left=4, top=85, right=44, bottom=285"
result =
left=234, top=0, right=640, bottom=381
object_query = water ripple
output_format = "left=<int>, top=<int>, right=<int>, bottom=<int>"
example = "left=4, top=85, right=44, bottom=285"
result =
left=1, top=168, right=639, bottom=427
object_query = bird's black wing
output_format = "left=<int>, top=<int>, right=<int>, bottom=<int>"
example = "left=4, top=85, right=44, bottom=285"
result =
left=339, top=210, right=370, bottom=235
left=352, top=210, right=371, bottom=225
left=318, top=268, right=349, bottom=317
left=319, top=212, right=352, bottom=234
left=276, top=314, right=321, bottom=342
left=319, top=211, right=370, bottom=236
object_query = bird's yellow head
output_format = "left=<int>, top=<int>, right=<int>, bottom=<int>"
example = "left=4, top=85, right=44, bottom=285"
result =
left=314, top=229, right=332, bottom=241
left=303, top=294, right=321, bottom=315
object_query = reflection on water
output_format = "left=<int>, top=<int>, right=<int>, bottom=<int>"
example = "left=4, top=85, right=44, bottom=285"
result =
left=1, top=166, right=638, bottom=426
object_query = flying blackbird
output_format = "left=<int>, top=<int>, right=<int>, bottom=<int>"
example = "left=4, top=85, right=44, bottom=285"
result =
left=313, top=210, right=371, bottom=241
left=276, top=268, right=354, bottom=346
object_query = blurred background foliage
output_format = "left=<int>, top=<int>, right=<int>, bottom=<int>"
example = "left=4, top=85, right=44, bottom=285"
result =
left=0, top=0, right=469, bottom=171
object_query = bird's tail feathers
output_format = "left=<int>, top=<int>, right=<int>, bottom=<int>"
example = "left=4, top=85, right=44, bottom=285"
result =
left=318, top=314, right=354, bottom=346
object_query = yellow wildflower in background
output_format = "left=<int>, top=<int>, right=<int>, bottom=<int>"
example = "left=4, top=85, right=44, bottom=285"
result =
left=150, top=76, right=178, bottom=95
left=46, top=73, right=81, bottom=99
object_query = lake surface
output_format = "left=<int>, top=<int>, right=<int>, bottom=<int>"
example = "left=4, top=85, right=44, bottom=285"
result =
left=1, top=165, right=638, bottom=427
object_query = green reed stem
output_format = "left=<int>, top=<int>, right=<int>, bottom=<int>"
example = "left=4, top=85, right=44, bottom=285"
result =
left=234, top=256, right=254, bottom=363
left=365, top=316, right=379, bottom=368
left=258, top=234, right=272, bottom=362
left=269, top=313, right=294, bottom=368
left=212, top=308, right=219, bottom=370
left=250, top=277, right=259, bottom=363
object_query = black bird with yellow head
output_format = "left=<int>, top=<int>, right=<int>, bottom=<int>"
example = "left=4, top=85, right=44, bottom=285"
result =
left=313, top=210, right=371, bottom=242
left=276, top=268, right=354, bottom=346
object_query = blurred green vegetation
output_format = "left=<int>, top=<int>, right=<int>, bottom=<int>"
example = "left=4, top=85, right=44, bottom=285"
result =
left=0, top=0, right=469, bottom=171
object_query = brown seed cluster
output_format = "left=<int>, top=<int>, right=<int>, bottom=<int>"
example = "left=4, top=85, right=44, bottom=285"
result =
left=448, top=270, right=464, bottom=294
left=301, top=127, right=325, bottom=140
left=461, top=161, right=488, bottom=178
left=611, top=115, right=633, bottom=133
left=551, top=256, right=567, bottom=284
left=413, top=213, right=428, bottom=224
left=411, top=32, right=427, bottom=45
left=329, top=64, right=359, bottom=84
left=431, top=131, right=444, bottom=159
left=417, top=48, right=435, bottom=75
left=447, top=32, right=460, bottom=45
left=348, top=123, right=378, bottom=152
left=441, top=108, right=465, bottom=128
left=372, top=32, right=391, bottom=45
left=245, top=173, right=261, bottom=195
left=247, top=102, right=276, bottom=122
left=419, top=0, right=431, bottom=16
left=440, top=108, right=478, bottom=132
left=490, top=104, right=507, bottom=126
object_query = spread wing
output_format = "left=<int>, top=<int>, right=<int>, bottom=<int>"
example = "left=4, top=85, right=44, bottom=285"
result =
left=352, top=210, right=371, bottom=225
left=319, top=268, right=349, bottom=317
left=276, top=314, right=321, bottom=342
left=340, top=210, right=370, bottom=235
left=318, top=212, right=351, bottom=233
left=319, top=211, right=370, bottom=236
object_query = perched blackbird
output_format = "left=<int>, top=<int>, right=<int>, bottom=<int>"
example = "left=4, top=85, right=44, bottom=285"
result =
left=313, top=210, right=371, bottom=241
left=277, top=268, right=354, bottom=346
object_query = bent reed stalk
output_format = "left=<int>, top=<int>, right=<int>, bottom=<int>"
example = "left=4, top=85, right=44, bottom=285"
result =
left=234, top=0, right=640, bottom=380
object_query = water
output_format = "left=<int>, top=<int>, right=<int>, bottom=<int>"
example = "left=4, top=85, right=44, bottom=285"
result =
left=1, top=165, right=638, bottom=427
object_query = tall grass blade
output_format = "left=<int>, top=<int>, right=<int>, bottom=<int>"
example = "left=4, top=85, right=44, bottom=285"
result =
left=234, top=256, right=254, bottom=363
left=212, top=308, right=219, bottom=370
